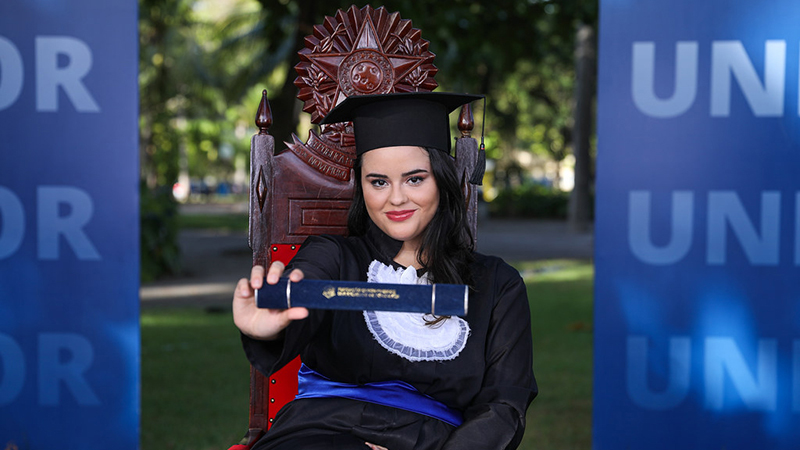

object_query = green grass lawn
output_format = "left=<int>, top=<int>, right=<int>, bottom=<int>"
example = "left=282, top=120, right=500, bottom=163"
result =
left=517, top=260, right=594, bottom=450
left=177, top=213, right=249, bottom=231
left=141, top=260, right=593, bottom=449
left=141, top=309, right=252, bottom=450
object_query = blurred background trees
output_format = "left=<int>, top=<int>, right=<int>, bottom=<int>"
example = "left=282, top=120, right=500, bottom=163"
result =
left=138, top=0, right=598, bottom=280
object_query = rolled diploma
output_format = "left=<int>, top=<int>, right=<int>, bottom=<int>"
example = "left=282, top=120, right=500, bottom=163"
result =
left=255, top=278, right=468, bottom=316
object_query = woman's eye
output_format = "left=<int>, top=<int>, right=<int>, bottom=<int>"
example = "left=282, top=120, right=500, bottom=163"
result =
left=370, top=179, right=387, bottom=188
left=407, top=176, right=424, bottom=185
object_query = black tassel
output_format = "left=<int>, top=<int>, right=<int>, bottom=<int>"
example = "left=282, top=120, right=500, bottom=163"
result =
left=469, top=143, right=486, bottom=185
left=469, top=98, right=487, bottom=185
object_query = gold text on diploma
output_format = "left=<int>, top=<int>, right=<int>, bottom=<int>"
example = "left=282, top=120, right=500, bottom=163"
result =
left=334, top=287, right=400, bottom=299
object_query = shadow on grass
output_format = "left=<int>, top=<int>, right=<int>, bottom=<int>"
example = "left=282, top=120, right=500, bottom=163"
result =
left=141, top=260, right=593, bottom=450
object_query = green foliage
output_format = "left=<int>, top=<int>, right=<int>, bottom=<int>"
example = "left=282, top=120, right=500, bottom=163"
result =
left=489, top=184, right=571, bottom=219
left=140, top=183, right=181, bottom=283
left=380, top=0, right=598, bottom=183
left=139, top=0, right=188, bottom=281
left=140, top=0, right=252, bottom=183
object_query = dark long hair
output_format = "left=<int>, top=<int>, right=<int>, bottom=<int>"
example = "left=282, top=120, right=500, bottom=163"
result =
left=347, top=147, right=475, bottom=289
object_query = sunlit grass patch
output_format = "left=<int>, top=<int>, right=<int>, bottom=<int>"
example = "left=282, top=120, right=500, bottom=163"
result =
left=512, top=259, right=594, bottom=283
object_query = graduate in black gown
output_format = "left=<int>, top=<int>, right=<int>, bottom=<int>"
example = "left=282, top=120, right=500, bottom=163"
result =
left=233, top=92, right=537, bottom=450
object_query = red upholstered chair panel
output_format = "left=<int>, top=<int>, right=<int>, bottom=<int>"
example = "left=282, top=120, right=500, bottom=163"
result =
left=266, top=245, right=302, bottom=429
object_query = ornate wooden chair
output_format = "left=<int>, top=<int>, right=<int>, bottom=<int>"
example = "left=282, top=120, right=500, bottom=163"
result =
left=234, top=5, right=482, bottom=447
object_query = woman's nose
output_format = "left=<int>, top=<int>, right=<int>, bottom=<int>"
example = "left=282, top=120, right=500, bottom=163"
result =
left=389, top=185, right=407, bottom=205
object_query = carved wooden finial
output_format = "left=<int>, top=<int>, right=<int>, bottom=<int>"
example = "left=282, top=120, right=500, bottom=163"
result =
left=256, top=89, right=273, bottom=135
left=458, top=103, right=474, bottom=137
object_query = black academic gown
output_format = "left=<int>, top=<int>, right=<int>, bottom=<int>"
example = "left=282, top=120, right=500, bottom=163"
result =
left=242, top=224, right=537, bottom=450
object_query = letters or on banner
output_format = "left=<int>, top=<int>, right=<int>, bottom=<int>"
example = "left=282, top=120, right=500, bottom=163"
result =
left=595, top=1, right=800, bottom=449
left=0, top=1, right=139, bottom=449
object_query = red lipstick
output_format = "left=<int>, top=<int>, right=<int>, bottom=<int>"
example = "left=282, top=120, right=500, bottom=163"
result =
left=386, top=210, right=415, bottom=222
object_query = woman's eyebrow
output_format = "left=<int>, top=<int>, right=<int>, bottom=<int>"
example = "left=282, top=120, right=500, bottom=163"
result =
left=402, top=169, right=429, bottom=177
left=364, top=168, right=429, bottom=178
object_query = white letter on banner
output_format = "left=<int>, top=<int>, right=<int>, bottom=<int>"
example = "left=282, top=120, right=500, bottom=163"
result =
left=629, top=191, right=693, bottom=264
left=627, top=336, right=691, bottom=410
left=704, top=337, right=777, bottom=411
left=0, top=37, right=24, bottom=111
left=707, top=191, right=780, bottom=265
left=37, top=186, right=101, bottom=260
left=0, top=187, right=25, bottom=260
left=35, top=36, right=100, bottom=112
left=38, top=333, right=100, bottom=406
left=711, top=40, right=786, bottom=117
left=0, top=334, right=25, bottom=406
left=632, top=41, right=698, bottom=118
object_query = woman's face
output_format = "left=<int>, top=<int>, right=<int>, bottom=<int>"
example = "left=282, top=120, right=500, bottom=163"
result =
left=360, top=145, right=439, bottom=252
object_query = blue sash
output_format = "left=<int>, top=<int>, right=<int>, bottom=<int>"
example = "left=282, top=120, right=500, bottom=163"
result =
left=295, top=363, right=464, bottom=427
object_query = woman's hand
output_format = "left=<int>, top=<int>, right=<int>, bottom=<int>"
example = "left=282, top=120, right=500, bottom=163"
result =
left=232, top=262, right=309, bottom=340
left=365, top=443, right=388, bottom=450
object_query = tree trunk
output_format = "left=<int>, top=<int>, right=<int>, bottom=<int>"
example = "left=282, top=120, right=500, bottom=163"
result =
left=568, top=24, right=595, bottom=233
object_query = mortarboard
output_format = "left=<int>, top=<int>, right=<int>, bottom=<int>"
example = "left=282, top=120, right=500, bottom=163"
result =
left=321, top=92, right=483, bottom=157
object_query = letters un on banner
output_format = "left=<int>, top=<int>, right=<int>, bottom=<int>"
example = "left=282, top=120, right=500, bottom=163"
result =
left=596, top=1, right=800, bottom=449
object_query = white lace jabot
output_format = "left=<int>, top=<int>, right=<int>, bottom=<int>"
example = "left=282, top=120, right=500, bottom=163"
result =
left=363, top=260, right=470, bottom=362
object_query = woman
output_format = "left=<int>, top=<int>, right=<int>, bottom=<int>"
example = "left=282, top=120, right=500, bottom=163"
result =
left=233, top=92, right=537, bottom=450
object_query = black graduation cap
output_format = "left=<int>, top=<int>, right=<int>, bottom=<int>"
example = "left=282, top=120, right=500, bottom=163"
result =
left=321, top=92, right=483, bottom=156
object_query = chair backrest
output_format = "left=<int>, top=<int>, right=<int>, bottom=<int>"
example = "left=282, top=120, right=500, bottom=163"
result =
left=242, top=5, right=480, bottom=446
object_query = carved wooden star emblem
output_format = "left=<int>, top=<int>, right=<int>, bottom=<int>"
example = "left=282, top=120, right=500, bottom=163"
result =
left=305, top=13, right=427, bottom=109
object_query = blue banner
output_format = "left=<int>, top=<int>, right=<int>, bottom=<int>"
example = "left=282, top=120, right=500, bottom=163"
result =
left=596, top=1, right=800, bottom=448
left=0, top=1, right=139, bottom=449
